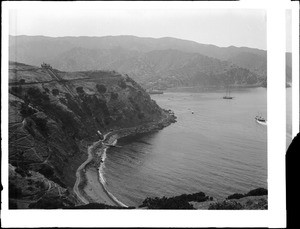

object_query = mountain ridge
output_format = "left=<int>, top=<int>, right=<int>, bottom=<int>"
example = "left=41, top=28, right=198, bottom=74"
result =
left=9, top=35, right=291, bottom=89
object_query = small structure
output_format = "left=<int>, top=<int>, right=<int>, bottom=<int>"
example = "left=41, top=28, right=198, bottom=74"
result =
left=41, top=62, right=52, bottom=69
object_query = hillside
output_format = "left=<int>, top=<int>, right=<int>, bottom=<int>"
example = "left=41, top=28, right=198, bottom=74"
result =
left=8, top=61, right=176, bottom=209
left=9, top=35, right=272, bottom=89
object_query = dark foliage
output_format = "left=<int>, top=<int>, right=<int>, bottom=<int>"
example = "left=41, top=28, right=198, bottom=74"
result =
left=20, top=103, right=36, bottom=117
left=52, top=88, right=60, bottom=96
left=208, top=200, right=244, bottom=210
left=32, top=116, right=48, bottom=136
left=9, top=182, right=23, bottom=199
left=226, top=188, right=267, bottom=200
left=138, top=112, right=145, bottom=119
left=246, top=188, right=268, bottom=197
left=28, top=196, right=74, bottom=209
left=38, top=165, right=54, bottom=178
left=27, top=87, right=50, bottom=105
left=96, top=84, right=107, bottom=93
left=19, top=79, right=26, bottom=84
left=76, top=86, right=84, bottom=94
left=227, top=193, right=245, bottom=200
left=10, top=86, right=23, bottom=94
left=140, top=192, right=209, bottom=209
left=15, top=167, right=30, bottom=177
left=110, top=92, right=119, bottom=100
left=9, top=200, right=18, bottom=209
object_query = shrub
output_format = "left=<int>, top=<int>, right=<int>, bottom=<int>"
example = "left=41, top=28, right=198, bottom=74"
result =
left=10, top=86, right=22, bottom=94
left=76, top=87, right=84, bottom=94
left=208, top=201, right=244, bottom=210
left=9, top=182, right=23, bottom=198
left=139, top=192, right=209, bottom=209
left=20, top=103, right=36, bottom=117
left=29, top=196, right=66, bottom=209
left=38, top=165, right=54, bottom=178
left=227, top=193, right=245, bottom=200
left=118, top=80, right=127, bottom=89
left=9, top=200, right=18, bottom=209
left=138, top=112, right=145, bottom=119
left=110, top=92, right=118, bottom=100
left=27, top=87, right=50, bottom=104
left=52, top=88, right=60, bottom=96
left=246, top=188, right=268, bottom=197
left=32, top=116, right=48, bottom=136
left=96, top=84, right=107, bottom=93
left=19, top=79, right=26, bottom=84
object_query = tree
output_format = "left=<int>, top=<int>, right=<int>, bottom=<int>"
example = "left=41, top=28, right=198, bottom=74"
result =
left=76, top=87, right=84, bottom=94
left=19, top=79, right=26, bottom=84
left=96, top=84, right=107, bottom=94
left=110, top=92, right=118, bottom=100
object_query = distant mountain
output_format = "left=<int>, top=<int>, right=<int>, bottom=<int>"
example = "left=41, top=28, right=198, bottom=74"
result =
left=9, top=35, right=272, bottom=88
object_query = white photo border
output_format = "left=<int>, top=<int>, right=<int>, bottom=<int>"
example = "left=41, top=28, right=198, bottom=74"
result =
left=2, top=0, right=299, bottom=227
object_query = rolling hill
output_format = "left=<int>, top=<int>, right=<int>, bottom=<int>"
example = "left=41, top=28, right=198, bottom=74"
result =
left=9, top=35, right=290, bottom=89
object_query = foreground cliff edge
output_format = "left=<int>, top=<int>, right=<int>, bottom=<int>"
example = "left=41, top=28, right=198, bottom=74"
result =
left=8, top=61, right=176, bottom=209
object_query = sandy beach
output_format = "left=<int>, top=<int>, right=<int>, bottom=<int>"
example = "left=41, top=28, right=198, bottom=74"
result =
left=73, top=113, right=176, bottom=207
left=83, top=165, right=118, bottom=206
left=73, top=132, right=124, bottom=207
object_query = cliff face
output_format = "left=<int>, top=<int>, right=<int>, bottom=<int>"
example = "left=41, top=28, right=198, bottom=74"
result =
left=8, top=61, right=175, bottom=209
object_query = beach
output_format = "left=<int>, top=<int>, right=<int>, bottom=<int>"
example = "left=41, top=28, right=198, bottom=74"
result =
left=73, top=132, right=125, bottom=207
left=73, top=112, right=176, bottom=207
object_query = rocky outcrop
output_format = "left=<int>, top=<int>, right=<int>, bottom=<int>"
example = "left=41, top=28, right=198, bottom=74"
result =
left=8, top=61, right=176, bottom=209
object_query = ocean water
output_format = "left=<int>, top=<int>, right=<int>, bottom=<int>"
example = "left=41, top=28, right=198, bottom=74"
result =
left=102, top=88, right=268, bottom=207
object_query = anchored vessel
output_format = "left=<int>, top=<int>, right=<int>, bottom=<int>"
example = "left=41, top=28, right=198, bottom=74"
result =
left=255, top=115, right=267, bottom=125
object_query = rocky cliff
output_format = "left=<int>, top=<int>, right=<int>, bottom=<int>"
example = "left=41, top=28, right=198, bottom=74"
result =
left=8, top=61, right=176, bottom=209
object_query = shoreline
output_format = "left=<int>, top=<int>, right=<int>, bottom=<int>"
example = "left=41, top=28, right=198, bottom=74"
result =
left=73, top=112, right=176, bottom=207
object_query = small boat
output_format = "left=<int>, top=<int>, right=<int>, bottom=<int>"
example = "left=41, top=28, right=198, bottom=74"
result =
left=223, top=96, right=233, bottom=99
left=255, top=115, right=267, bottom=125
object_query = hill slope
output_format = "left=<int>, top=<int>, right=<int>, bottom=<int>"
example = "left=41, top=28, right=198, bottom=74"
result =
left=9, top=35, right=271, bottom=88
left=8, top=61, right=176, bottom=209
left=10, top=35, right=269, bottom=89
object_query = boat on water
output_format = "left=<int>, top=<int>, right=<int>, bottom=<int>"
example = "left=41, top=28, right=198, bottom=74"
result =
left=255, top=115, right=267, bottom=125
left=223, top=85, right=233, bottom=99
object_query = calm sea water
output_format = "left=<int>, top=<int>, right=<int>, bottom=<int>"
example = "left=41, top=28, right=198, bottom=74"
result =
left=102, top=88, right=269, bottom=207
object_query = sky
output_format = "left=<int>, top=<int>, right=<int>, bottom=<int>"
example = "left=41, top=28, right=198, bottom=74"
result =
left=286, top=9, right=292, bottom=52
left=9, top=5, right=267, bottom=50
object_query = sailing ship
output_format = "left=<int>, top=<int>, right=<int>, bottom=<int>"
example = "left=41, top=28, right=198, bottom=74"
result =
left=223, top=85, right=233, bottom=99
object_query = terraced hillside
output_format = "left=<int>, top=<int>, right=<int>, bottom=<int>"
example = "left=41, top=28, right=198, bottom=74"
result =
left=8, top=61, right=175, bottom=209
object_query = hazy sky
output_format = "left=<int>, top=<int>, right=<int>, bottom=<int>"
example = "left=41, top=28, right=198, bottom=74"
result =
left=10, top=7, right=267, bottom=50
left=286, top=10, right=292, bottom=52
